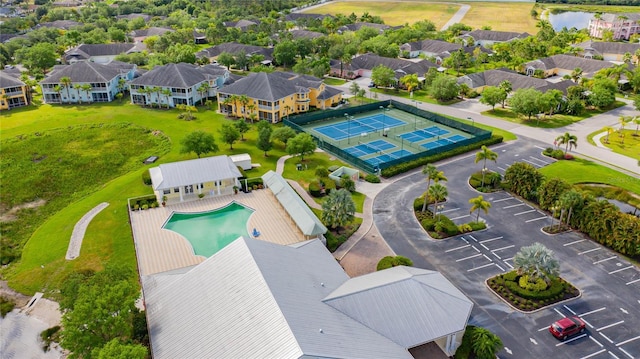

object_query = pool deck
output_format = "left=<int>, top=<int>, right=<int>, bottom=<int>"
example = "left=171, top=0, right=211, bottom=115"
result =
left=130, top=190, right=304, bottom=276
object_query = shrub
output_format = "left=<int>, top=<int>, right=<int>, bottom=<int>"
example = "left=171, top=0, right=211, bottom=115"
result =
left=340, top=175, right=356, bottom=192
left=421, top=216, right=437, bottom=231
left=241, top=178, right=263, bottom=191
left=315, top=166, right=329, bottom=178
left=141, top=204, right=149, bottom=210
left=323, top=179, right=336, bottom=194
left=503, top=271, right=519, bottom=282
left=150, top=202, right=158, bottom=208
left=309, top=181, right=322, bottom=197
left=551, top=149, right=564, bottom=159
left=519, top=275, right=548, bottom=292
left=133, top=204, right=140, bottom=211
left=433, top=215, right=459, bottom=236
left=468, top=221, right=486, bottom=231
left=564, top=153, right=574, bottom=160
left=364, top=174, right=381, bottom=183
left=377, top=255, right=414, bottom=270
left=543, top=147, right=554, bottom=156
left=0, top=296, right=15, bottom=318
left=458, top=223, right=472, bottom=233
left=142, top=170, right=152, bottom=185
left=40, top=325, right=61, bottom=352
left=414, top=197, right=426, bottom=211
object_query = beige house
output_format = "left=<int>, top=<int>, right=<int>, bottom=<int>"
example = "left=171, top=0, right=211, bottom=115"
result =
left=149, top=155, right=242, bottom=203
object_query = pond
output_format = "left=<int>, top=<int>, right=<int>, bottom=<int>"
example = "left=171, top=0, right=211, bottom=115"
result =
left=548, top=11, right=595, bottom=31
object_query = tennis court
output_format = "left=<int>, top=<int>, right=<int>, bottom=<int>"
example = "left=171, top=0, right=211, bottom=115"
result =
left=366, top=149, right=414, bottom=166
left=315, top=113, right=406, bottom=141
left=421, top=134, right=470, bottom=150
left=398, top=126, right=451, bottom=143
left=344, top=139, right=396, bottom=157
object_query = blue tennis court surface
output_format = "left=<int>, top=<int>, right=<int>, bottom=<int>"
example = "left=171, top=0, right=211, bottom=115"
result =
left=344, top=139, right=396, bottom=157
left=421, top=134, right=469, bottom=150
left=398, top=126, right=451, bottom=143
left=315, top=114, right=406, bottom=141
left=366, top=149, right=413, bottom=165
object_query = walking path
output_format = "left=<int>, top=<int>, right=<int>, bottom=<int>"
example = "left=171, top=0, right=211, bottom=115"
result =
left=440, top=4, right=470, bottom=31
left=66, top=202, right=109, bottom=260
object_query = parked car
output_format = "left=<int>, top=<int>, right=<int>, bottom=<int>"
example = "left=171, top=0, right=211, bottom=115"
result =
left=549, top=316, right=586, bottom=340
left=368, top=82, right=375, bottom=88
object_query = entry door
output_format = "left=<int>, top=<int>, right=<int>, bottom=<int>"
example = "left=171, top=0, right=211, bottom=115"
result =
left=184, top=185, right=194, bottom=194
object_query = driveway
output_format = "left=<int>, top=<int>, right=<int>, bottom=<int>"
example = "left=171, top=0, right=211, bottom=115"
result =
left=373, top=138, right=640, bottom=358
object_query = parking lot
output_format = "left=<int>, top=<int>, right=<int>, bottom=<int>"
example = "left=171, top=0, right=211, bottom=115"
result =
left=373, top=139, right=640, bottom=359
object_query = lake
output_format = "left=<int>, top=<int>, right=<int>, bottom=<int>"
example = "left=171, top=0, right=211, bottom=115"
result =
left=548, top=11, right=595, bottom=31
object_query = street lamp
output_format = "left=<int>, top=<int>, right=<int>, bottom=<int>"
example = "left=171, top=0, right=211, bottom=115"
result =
left=467, top=116, right=474, bottom=127
left=379, top=105, right=390, bottom=136
left=413, top=100, right=421, bottom=129
left=396, top=135, right=404, bottom=152
left=344, top=113, right=351, bottom=144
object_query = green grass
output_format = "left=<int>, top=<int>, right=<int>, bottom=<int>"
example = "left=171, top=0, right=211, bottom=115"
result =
left=588, top=129, right=640, bottom=162
left=482, top=102, right=626, bottom=128
left=452, top=115, right=517, bottom=141
left=539, top=158, right=640, bottom=196
left=370, top=88, right=460, bottom=106
left=324, top=77, right=346, bottom=86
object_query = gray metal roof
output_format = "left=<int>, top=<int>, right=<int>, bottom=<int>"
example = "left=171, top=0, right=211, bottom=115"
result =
left=324, top=266, right=473, bottom=348
left=0, top=70, right=25, bottom=88
left=461, top=30, right=531, bottom=42
left=218, top=71, right=331, bottom=102
left=131, top=63, right=226, bottom=88
left=525, top=54, right=634, bottom=76
left=144, top=237, right=414, bottom=359
left=149, top=155, right=242, bottom=190
left=262, top=171, right=327, bottom=236
left=39, top=61, right=134, bottom=84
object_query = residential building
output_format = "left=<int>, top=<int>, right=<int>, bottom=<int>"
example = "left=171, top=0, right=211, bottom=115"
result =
left=459, top=30, right=531, bottom=48
left=588, top=13, right=640, bottom=41
left=222, top=19, right=259, bottom=31
left=149, top=155, right=242, bottom=203
left=523, top=54, right=633, bottom=78
left=331, top=53, right=436, bottom=80
left=143, top=234, right=473, bottom=359
left=284, top=13, right=333, bottom=22
left=130, top=27, right=175, bottom=43
left=457, top=68, right=574, bottom=94
left=196, top=42, right=274, bottom=65
left=38, top=20, right=82, bottom=30
left=115, top=13, right=153, bottom=22
left=64, top=43, right=145, bottom=64
left=217, top=71, right=343, bottom=122
left=129, top=63, right=229, bottom=108
left=39, top=61, right=136, bottom=104
left=0, top=70, right=30, bottom=110
left=400, top=39, right=493, bottom=64
left=572, top=40, right=640, bottom=63
left=288, top=29, right=325, bottom=40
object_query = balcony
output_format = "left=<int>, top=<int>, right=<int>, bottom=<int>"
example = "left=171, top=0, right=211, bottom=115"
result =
left=5, top=90, right=23, bottom=97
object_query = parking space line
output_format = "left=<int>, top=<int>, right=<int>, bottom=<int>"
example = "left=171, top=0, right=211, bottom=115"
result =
left=556, top=333, right=587, bottom=346
left=456, top=253, right=483, bottom=262
left=582, top=318, right=594, bottom=329
left=525, top=216, right=547, bottom=223
left=609, top=266, right=633, bottom=275
left=530, top=156, right=552, bottom=165
left=496, top=166, right=507, bottom=172
left=616, top=335, right=640, bottom=347
left=504, top=262, right=513, bottom=269
left=494, top=263, right=504, bottom=271
left=581, top=349, right=607, bottom=359
left=480, top=243, right=489, bottom=250
left=468, top=235, right=478, bottom=242
left=563, top=305, right=577, bottom=315
left=514, top=209, right=537, bottom=216
left=445, top=244, right=470, bottom=253
left=579, top=247, right=601, bottom=255
left=493, top=197, right=513, bottom=203
left=472, top=246, right=480, bottom=252
left=479, top=236, right=503, bottom=244
left=564, top=239, right=586, bottom=246
left=451, top=214, right=470, bottom=220
left=589, top=336, right=604, bottom=348
left=467, top=263, right=495, bottom=272
left=581, top=307, right=607, bottom=317
left=609, top=350, right=621, bottom=359
left=597, top=321, right=624, bottom=331
left=538, top=326, right=549, bottom=332
left=439, top=207, right=460, bottom=214
left=482, top=254, right=492, bottom=261
left=600, top=332, right=614, bottom=343
left=554, top=308, right=566, bottom=318
left=626, top=278, right=640, bottom=285
left=492, top=245, right=515, bottom=252
left=492, top=252, right=501, bottom=259
left=619, top=348, right=634, bottom=359
left=503, top=203, right=525, bottom=209
left=594, top=256, right=617, bottom=264
left=522, top=159, right=541, bottom=167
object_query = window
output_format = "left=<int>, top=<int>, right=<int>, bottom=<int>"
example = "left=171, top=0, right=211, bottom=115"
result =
left=163, top=189, right=170, bottom=195
left=174, top=187, right=180, bottom=193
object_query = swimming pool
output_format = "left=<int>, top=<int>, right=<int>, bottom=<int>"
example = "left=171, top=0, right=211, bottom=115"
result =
left=162, top=202, right=254, bottom=257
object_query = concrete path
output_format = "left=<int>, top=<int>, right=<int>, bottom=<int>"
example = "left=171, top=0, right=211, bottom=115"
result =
left=440, top=4, right=470, bottom=31
left=66, top=202, right=109, bottom=260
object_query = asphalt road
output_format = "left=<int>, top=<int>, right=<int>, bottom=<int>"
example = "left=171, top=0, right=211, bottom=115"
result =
left=374, top=138, right=640, bottom=359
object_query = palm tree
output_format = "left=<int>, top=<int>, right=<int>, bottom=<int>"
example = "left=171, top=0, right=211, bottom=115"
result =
left=197, top=82, right=210, bottom=105
left=60, top=76, right=72, bottom=104
left=80, top=83, right=92, bottom=103
left=603, top=126, right=614, bottom=144
left=559, top=190, right=582, bottom=228
left=421, top=164, right=447, bottom=212
left=570, top=67, right=583, bottom=83
left=513, top=242, right=560, bottom=284
left=238, top=94, right=250, bottom=120
left=469, top=195, right=491, bottom=222
left=428, top=183, right=448, bottom=219
left=555, top=132, right=577, bottom=155
left=161, top=88, right=172, bottom=108
left=635, top=48, right=640, bottom=65
left=53, top=85, right=63, bottom=104
left=321, top=189, right=356, bottom=234
left=633, top=117, right=640, bottom=136
left=151, top=87, right=162, bottom=107
left=399, top=74, right=419, bottom=96
left=475, top=145, right=498, bottom=188
left=246, top=103, right=257, bottom=123
left=471, top=327, right=503, bottom=359
left=221, top=95, right=234, bottom=114
left=137, top=87, right=149, bottom=107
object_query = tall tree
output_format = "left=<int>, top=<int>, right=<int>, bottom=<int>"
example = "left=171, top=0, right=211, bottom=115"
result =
left=421, top=164, right=447, bottom=213
left=508, top=88, right=543, bottom=120
left=371, top=64, right=396, bottom=88
left=555, top=132, right=577, bottom=155
left=286, top=132, right=316, bottom=161
left=399, top=74, right=420, bottom=95
left=498, top=80, right=512, bottom=108
left=257, top=125, right=273, bottom=156
left=475, top=145, right=498, bottom=188
left=469, top=195, right=491, bottom=222
left=428, top=183, right=448, bottom=219
left=219, top=123, right=241, bottom=150
left=271, top=126, right=297, bottom=147
left=234, top=120, right=250, bottom=141
left=479, top=86, right=506, bottom=110
left=217, top=52, right=235, bottom=70
left=274, top=40, right=297, bottom=67
left=60, top=76, right=72, bottom=104
left=180, top=130, right=218, bottom=158
left=430, top=74, right=459, bottom=102
left=321, top=188, right=356, bottom=233
left=91, top=339, right=147, bottom=359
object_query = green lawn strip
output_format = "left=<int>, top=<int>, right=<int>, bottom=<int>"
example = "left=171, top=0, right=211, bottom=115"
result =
left=281, top=153, right=365, bottom=213
left=369, top=88, right=460, bottom=106
left=539, top=158, right=640, bottom=196
left=481, top=102, right=626, bottom=129
left=544, top=4, right=640, bottom=13
left=324, top=78, right=346, bottom=86
left=450, top=115, right=517, bottom=141
left=587, top=129, right=640, bottom=161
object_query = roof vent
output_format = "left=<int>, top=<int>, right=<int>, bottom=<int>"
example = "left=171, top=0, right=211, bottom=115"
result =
left=319, top=329, right=324, bottom=333
left=320, top=282, right=325, bottom=287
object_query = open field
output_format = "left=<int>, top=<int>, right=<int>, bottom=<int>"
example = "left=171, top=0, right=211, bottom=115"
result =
left=301, top=1, right=460, bottom=28
left=459, top=2, right=538, bottom=33
left=539, top=158, right=640, bottom=195
left=542, top=3, right=640, bottom=15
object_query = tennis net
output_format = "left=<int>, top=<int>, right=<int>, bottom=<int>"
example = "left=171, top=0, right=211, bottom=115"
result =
left=358, top=141, right=382, bottom=154
left=351, top=118, right=378, bottom=132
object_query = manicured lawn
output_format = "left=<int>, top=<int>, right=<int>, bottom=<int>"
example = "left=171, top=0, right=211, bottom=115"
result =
left=460, top=2, right=539, bottom=33
left=588, top=129, right=640, bottom=162
left=324, top=77, right=346, bottom=86
left=370, top=88, right=460, bottom=106
left=451, top=115, right=517, bottom=141
left=303, top=1, right=458, bottom=27
left=482, top=102, right=626, bottom=129
left=539, top=158, right=640, bottom=196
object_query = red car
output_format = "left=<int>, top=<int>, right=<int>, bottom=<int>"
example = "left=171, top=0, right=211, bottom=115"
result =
left=549, top=316, right=586, bottom=340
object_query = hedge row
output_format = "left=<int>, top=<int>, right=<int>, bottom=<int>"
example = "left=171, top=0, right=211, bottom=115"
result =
left=381, top=135, right=504, bottom=177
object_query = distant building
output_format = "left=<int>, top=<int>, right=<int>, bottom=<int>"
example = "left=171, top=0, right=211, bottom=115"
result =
left=38, top=20, right=82, bottom=30
left=288, top=29, right=325, bottom=40
left=588, top=13, right=640, bottom=41
left=0, top=70, right=30, bottom=110
left=459, top=30, right=531, bottom=48
left=400, top=39, right=492, bottom=64
left=331, top=53, right=436, bottom=80
left=573, top=40, right=640, bottom=63
left=115, top=13, right=153, bottom=22
left=130, top=27, right=175, bottom=43
left=64, top=43, right=145, bottom=64
left=196, top=42, right=274, bottom=66
left=222, top=19, right=259, bottom=31
left=458, top=68, right=574, bottom=95
left=217, top=71, right=343, bottom=122
left=523, top=54, right=634, bottom=78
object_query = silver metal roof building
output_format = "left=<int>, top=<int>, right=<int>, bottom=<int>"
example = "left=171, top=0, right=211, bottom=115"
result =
left=143, top=237, right=473, bottom=358
left=149, top=155, right=241, bottom=191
